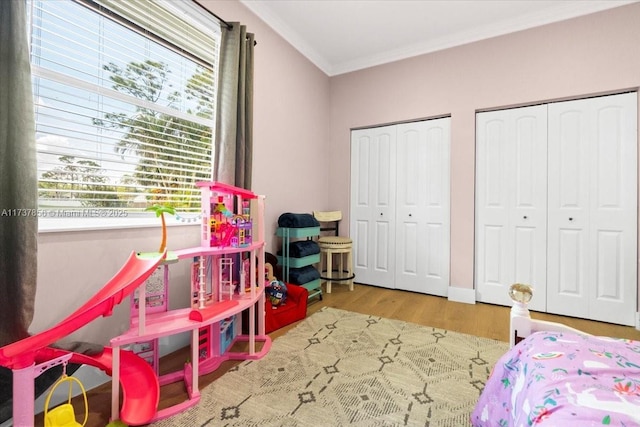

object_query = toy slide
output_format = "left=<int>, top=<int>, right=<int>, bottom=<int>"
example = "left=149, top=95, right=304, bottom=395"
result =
left=37, top=347, right=159, bottom=426
left=0, top=251, right=165, bottom=368
left=0, top=251, right=164, bottom=426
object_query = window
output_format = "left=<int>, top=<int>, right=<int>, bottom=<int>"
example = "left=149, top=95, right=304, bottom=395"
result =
left=29, top=0, right=220, bottom=230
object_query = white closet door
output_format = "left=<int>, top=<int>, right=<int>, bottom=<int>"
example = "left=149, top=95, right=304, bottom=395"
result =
left=350, top=126, right=397, bottom=288
left=395, top=118, right=450, bottom=296
left=547, top=92, right=637, bottom=325
left=475, top=105, right=548, bottom=310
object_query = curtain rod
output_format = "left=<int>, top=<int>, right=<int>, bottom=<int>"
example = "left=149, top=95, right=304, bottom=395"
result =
left=192, top=0, right=233, bottom=30
left=192, top=0, right=257, bottom=45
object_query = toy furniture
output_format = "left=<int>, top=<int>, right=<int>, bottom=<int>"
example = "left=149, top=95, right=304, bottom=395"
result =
left=264, top=284, right=308, bottom=333
left=43, top=364, right=88, bottom=427
left=263, top=260, right=308, bottom=333
left=313, top=211, right=355, bottom=293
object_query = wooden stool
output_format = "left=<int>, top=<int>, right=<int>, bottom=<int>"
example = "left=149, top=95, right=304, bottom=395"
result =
left=313, top=211, right=355, bottom=293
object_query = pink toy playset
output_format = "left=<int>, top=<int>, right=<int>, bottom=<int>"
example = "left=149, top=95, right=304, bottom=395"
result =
left=200, top=181, right=253, bottom=248
left=0, top=181, right=271, bottom=426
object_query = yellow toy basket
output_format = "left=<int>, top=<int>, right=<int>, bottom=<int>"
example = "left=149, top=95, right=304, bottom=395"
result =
left=43, top=365, right=88, bottom=427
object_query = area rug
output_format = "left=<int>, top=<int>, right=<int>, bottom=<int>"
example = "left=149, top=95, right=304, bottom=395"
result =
left=151, top=307, right=509, bottom=427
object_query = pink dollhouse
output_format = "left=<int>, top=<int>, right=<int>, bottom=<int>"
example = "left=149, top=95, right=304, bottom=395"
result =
left=0, top=181, right=270, bottom=426
left=110, top=181, right=270, bottom=424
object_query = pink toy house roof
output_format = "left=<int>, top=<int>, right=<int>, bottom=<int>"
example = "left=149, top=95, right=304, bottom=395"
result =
left=195, top=181, right=257, bottom=199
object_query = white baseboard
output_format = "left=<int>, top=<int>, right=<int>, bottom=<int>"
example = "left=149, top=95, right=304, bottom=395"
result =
left=447, top=286, right=476, bottom=304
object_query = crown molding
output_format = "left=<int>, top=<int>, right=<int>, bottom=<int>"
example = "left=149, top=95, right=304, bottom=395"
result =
left=241, top=0, right=638, bottom=76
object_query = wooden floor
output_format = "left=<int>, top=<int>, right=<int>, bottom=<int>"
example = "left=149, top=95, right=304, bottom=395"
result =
left=35, top=283, right=640, bottom=426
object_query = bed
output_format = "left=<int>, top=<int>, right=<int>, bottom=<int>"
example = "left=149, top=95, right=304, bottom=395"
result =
left=471, top=284, right=640, bottom=426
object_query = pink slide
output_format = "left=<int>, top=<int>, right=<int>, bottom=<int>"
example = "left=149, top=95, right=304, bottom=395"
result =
left=0, top=250, right=165, bottom=425
left=37, top=347, right=159, bottom=425
left=0, top=251, right=164, bottom=368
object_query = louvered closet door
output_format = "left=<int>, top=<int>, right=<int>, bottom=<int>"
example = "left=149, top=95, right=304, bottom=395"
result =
left=350, top=126, right=397, bottom=288
left=547, top=92, right=637, bottom=326
left=395, top=118, right=450, bottom=296
left=475, top=105, right=548, bottom=311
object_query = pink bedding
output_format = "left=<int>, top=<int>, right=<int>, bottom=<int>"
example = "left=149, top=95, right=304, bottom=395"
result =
left=471, top=331, right=640, bottom=426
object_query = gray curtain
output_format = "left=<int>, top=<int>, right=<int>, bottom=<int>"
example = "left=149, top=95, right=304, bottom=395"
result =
left=0, top=0, right=38, bottom=347
left=213, top=23, right=254, bottom=190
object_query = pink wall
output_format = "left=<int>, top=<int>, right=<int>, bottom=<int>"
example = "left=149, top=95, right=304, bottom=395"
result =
left=32, top=1, right=640, bottom=349
left=328, top=3, right=640, bottom=290
left=200, top=0, right=331, bottom=254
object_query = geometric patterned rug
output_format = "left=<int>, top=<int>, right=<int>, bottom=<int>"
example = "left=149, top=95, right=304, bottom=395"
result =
left=151, top=307, right=509, bottom=427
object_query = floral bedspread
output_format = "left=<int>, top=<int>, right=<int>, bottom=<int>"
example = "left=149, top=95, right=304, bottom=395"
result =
left=471, top=331, right=640, bottom=426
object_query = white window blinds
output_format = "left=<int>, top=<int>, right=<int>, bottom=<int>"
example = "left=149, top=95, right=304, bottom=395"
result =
left=29, top=0, right=220, bottom=221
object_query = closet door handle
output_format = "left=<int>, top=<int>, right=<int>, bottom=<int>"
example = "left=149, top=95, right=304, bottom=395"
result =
left=409, top=213, right=412, bottom=217
left=569, top=217, right=574, bottom=221
left=523, top=216, right=528, bottom=219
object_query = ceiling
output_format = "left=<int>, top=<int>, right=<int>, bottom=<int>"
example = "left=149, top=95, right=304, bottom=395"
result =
left=240, top=0, right=637, bottom=76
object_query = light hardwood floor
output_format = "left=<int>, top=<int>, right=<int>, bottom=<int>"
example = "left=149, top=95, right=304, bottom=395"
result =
left=35, top=283, right=640, bottom=426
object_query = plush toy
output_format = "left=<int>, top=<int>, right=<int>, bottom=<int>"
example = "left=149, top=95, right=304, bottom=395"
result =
left=266, top=279, right=287, bottom=307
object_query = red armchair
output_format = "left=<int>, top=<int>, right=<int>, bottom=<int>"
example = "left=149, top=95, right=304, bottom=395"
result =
left=265, top=283, right=308, bottom=333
